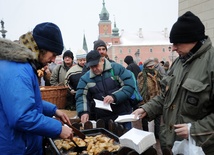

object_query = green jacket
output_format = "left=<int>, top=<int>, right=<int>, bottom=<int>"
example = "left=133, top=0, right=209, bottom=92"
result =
left=141, top=37, right=214, bottom=154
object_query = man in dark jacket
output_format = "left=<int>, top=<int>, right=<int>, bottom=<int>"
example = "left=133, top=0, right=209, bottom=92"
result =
left=76, top=50, right=135, bottom=130
left=82, top=39, right=114, bottom=74
left=124, top=55, right=141, bottom=79
left=124, top=55, right=142, bottom=110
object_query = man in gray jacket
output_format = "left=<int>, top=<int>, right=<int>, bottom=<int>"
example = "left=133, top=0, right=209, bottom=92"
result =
left=133, top=11, right=214, bottom=155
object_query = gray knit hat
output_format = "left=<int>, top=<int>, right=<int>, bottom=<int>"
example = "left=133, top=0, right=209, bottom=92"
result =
left=93, top=39, right=107, bottom=51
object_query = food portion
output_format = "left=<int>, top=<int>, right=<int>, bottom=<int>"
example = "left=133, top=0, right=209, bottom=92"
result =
left=37, top=68, right=45, bottom=77
left=54, top=134, right=120, bottom=155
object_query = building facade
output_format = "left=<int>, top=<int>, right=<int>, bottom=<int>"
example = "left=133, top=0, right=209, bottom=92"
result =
left=97, top=0, right=177, bottom=66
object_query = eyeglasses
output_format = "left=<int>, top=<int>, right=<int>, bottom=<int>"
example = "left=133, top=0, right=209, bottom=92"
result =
left=97, top=47, right=106, bottom=51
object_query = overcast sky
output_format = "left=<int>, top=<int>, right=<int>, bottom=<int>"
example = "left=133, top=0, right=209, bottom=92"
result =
left=0, top=0, right=178, bottom=55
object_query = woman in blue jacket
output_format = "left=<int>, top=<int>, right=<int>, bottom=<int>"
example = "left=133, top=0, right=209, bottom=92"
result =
left=0, top=23, right=73, bottom=155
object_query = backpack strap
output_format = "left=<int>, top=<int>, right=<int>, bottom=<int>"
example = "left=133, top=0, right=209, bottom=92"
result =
left=110, top=68, right=117, bottom=81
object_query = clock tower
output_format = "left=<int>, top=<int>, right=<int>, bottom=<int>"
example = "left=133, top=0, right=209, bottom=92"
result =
left=98, top=0, right=112, bottom=45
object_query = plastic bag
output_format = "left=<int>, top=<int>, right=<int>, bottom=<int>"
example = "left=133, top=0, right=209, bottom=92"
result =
left=172, top=135, right=205, bottom=155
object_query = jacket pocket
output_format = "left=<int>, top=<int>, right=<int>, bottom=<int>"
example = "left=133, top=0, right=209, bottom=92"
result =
left=181, top=78, right=209, bottom=115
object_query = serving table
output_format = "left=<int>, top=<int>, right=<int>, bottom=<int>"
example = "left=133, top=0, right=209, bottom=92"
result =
left=44, top=110, right=157, bottom=155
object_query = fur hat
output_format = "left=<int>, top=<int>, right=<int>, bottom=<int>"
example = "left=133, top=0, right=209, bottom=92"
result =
left=33, top=22, right=64, bottom=55
left=93, top=39, right=107, bottom=51
left=86, top=50, right=101, bottom=67
left=63, top=50, right=73, bottom=60
left=170, top=11, right=206, bottom=43
left=144, top=58, right=155, bottom=67
left=76, top=49, right=87, bottom=59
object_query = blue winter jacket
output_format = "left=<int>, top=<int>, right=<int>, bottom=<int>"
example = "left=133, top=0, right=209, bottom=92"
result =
left=0, top=39, right=62, bottom=155
left=75, top=59, right=135, bottom=121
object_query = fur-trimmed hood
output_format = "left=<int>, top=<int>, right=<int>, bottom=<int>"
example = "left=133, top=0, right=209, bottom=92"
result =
left=0, top=38, right=36, bottom=62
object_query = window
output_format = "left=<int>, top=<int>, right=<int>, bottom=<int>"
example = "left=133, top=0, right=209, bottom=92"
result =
left=162, top=48, right=165, bottom=52
left=150, top=48, right=153, bottom=52
left=120, top=49, right=122, bottom=54
left=128, top=49, right=131, bottom=54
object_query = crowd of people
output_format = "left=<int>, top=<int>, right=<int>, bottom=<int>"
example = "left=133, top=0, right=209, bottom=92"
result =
left=0, top=11, right=213, bottom=155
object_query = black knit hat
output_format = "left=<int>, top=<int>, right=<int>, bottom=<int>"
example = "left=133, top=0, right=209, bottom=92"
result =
left=124, top=55, right=134, bottom=65
left=169, top=11, right=205, bottom=43
left=33, top=22, right=64, bottom=55
left=93, top=39, right=107, bottom=51
left=63, top=50, right=74, bottom=60
left=86, top=50, right=101, bottom=67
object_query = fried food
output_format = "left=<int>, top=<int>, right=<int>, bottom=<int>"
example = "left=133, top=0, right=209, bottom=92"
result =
left=37, top=69, right=44, bottom=77
left=54, top=134, right=120, bottom=155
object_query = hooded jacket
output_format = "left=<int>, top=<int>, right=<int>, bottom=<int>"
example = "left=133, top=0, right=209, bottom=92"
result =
left=141, top=37, right=214, bottom=154
left=0, top=38, right=62, bottom=155
left=124, top=56, right=141, bottom=79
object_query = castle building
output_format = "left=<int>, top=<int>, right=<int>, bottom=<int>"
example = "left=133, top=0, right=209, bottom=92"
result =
left=97, top=0, right=177, bottom=66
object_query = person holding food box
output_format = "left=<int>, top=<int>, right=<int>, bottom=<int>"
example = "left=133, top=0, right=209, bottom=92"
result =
left=133, top=11, right=213, bottom=155
left=0, top=22, right=73, bottom=155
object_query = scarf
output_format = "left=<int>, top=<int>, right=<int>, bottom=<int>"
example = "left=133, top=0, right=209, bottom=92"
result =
left=179, top=39, right=205, bottom=63
left=140, top=68, right=161, bottom=101
left=19, top=32, right=43, bottom=70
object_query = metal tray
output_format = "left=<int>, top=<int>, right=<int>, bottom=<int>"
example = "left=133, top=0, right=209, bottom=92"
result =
left=48, top=128, right=120, bottom=155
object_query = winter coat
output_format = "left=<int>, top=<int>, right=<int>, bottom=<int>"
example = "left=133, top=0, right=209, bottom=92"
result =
left=124, top=56, right=141, bottom=79
left=50, top=62, right=68, bottom=86
left=141, top=37, right=214, bottom=154
left=65, top=64, right=83, bottom=91
left=75, top=59, right=134, bottom=121
left=154, top=63, right=167, bottom=77
left=137, top=69, right=161, bottom=105
left=64, top=64, right=84, bottom=108
left=0, top=38, right=62, bottom=155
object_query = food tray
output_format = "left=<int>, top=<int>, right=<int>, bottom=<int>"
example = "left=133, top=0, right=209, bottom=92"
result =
left=49, top=128, right=120, bottom=155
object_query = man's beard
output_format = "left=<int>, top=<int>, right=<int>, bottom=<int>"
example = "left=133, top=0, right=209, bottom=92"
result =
left=100, top=53, right=107, bottom=57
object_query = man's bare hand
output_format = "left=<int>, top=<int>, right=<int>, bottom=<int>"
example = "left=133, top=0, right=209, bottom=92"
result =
left=174, top=124, right=188, bottom=139
left=103, top=95, right=114, bottom=104
left=55, top=109, right=71, bottom=126
left=132, top=108, right=147, bottom=119
left=81, top=113, right=89, bottom=123
left=60, top=125, right=73, bottom=139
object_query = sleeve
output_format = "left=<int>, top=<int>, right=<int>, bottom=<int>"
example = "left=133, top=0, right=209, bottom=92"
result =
left=112, top=64, right=135, bottom=103
left=64, top=69, right=73, bottom=91
left=2, top=69, right=62, bottom=138
left=140, top=94, right=164, bottom=120
left=42, top=100, right=57, bottom=117
left=75, top=74, right=91, bottom=117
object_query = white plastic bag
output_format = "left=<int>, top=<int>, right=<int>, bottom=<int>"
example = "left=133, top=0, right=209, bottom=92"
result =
left=172, top=135, right=205, bottom=155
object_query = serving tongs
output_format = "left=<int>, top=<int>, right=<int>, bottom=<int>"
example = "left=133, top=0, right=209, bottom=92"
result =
left=64, top=123, right=86, bottom=139
left=71, top=138, right=87, bottom=152
left=64, top=124, right=87, bottom=152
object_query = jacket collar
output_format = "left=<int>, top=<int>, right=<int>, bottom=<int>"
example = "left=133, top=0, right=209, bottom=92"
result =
left=0, top=38, right=35, bottom=62
left=183, top=36, right=211, bottom=65
left=89, top=58, right=112, bottom=78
